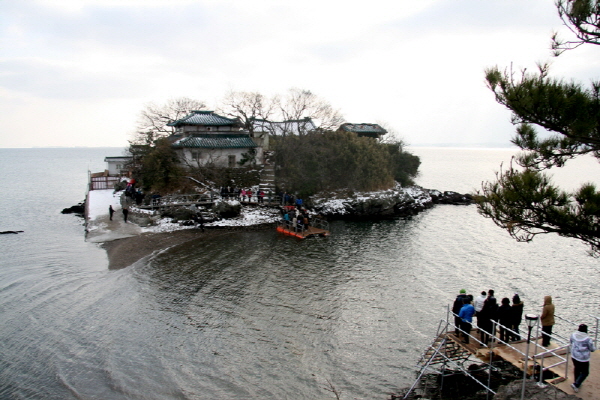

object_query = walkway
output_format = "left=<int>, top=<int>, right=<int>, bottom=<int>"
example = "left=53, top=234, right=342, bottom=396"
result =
left=85, top=189, right=142, bottom=243
left=443, top=329, right=600, bottom=399
left=407, top=310, right=600, bottom=399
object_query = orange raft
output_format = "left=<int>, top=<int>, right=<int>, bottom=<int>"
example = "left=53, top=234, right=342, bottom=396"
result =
left=276, top=219, right=330, bottom=239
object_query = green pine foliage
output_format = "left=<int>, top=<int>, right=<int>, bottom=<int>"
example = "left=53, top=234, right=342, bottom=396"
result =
left=138, top=138, right=185, bottom=193
left=478, top=0, right=600, bottom=255
left=272, top=130, right=420, bottom=197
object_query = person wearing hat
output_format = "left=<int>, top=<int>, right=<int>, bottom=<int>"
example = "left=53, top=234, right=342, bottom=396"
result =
left=570, top=324, right=596, bottom=393
left=452, top=289, right=468, bottom=335
left=540, top=295, right=555, bottom=347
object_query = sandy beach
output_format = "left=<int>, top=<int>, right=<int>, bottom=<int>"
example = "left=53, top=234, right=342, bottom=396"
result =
left=100, top=225, right=273, bottom=270
left=101, top=228, right=217, bottom=269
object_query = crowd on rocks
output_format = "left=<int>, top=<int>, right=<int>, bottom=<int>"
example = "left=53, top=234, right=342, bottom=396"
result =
left=220, top=186, right=270, bottom=203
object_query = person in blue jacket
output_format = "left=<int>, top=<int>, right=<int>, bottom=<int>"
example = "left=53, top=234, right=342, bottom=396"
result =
left=458, top=298, right=475, bottom=344
left=452, top=289, right=468, bottom=335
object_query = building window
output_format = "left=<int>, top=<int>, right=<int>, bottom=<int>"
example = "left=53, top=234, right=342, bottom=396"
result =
left=228, top=155, right=236, bottom=168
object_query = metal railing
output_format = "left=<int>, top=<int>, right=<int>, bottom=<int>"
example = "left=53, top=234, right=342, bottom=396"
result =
left=405, top=306, right=600, bottom=399
left=277, top=217, right=329, bottom=234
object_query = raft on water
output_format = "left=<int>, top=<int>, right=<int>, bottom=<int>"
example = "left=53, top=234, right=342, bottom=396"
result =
left=276, top=219, right=330, bottom=239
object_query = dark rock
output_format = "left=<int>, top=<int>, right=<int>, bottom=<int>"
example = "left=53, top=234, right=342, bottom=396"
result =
left=0, top=231, right=23, bottom=234
left=311, top=186, right=472, bottom=220
left=212, top=200, right=241, bottom=219
left=494, top=379, right=578, bottom=400
left=163, top=208, right=196, bottom=221
left=61, top=202, right=85, bottom=215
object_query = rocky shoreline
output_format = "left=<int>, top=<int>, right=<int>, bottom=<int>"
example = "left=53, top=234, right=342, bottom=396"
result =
left=87, top=185, right=474, bottom=270
left=311, top=186, right=473, bottom=220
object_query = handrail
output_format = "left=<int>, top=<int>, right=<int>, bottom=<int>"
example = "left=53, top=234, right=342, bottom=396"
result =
left=278, top=219, right=307, bottom=234
left=449, top=312, right=572, bottom=383
left=409, top=306, right=599, bottom=399
left=533, top=344, right=571, bottom=385
left=278, top=216, right=329, bottom=233
left=404, top=331, right=497, bottom=399
left=450, top=313, right=573, bottom=385
left=403, top=337, right=448, bottom=399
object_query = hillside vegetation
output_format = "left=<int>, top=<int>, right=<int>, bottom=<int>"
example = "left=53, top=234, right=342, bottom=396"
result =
left=273, top=130, right=420, bottom=197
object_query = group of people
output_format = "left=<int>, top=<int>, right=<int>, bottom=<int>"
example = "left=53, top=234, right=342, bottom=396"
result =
left=453, top=289, right=526, bottom=345
left=280, top=192, right=304, bottom=208
left=454, top=290, right=557, bottom=346
left=282, top=206, right=311, bottom=230
left=453, top=289, right=596, bottom=393
left=220, top=187, right=269, bottom=204
left=453, top=289, right=530, bottom=346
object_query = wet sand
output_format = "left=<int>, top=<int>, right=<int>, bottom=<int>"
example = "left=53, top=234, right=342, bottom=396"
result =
left=101, top=229, right=219, bottom=269
left=101, top=225, right=272, bottom=269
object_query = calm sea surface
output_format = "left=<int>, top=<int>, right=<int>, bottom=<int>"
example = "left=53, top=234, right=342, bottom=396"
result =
left=0, top=147, right=599, bottom=399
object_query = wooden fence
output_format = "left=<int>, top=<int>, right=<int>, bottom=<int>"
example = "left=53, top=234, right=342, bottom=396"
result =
left=89, top=176, right=121, bottom=191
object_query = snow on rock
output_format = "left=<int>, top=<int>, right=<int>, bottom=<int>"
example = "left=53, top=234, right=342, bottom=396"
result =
left=205, top=206, right=280, bottom=227
left=84, top=184, right=471, bottom=243
left=311, top=185, right=435, bottom=218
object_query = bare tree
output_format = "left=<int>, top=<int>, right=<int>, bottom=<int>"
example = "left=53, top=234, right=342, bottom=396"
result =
left=217, top=90, right=274, bottom=134
left=275, top=88, right=345, bottom=134
left=132, top=97, right=207, bottom=144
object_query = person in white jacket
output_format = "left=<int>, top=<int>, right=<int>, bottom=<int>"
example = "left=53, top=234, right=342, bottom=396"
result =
left=570, top=324, right=596, bottom=392
left=474, top=291, right=487, bottom=314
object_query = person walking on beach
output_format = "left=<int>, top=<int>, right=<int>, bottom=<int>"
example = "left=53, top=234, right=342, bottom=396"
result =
left=122, top=205, right=129, bottom=223
left=109, top=205, right=114, bottom=221
left=570, top=324, right=596, bottom=393
left=541, top=295, right=555, bottom=347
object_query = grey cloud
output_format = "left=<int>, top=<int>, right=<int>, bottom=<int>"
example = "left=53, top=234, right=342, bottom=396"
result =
left=386, top=0, right=558, bottom=33
left=0, top=59, right=142, bottom=99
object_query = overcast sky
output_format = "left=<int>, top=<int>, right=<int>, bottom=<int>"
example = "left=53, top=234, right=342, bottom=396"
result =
left=1, top=0, right=598, bottom=148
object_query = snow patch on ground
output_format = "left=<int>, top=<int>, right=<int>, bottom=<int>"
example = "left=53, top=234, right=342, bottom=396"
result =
left=87, top=190, right=121, bottom=220
left=205, top=207, right=280, bottom=227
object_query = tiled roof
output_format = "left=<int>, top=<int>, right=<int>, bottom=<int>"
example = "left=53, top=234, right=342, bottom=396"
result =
left=339, top=123, right=387, bottom=134
left=172, top=134, right=257, bottom=149
left=168, top=110, right=240, bottom=127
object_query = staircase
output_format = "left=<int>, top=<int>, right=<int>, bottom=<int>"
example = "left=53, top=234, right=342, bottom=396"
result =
left=419, top=333, right=472, bottom=367
left=259, top=163, right=276, bottom=197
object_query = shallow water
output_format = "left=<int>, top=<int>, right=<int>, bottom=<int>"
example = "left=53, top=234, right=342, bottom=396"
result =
left=0, top=147, right=599, bottom=399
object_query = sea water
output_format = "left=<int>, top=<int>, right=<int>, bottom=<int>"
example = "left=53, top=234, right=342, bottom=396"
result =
left=0, top=147, right=598, bottom=399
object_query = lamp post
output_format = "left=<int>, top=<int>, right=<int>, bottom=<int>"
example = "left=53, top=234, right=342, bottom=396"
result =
left=520, top=314, right=539, bottom=400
